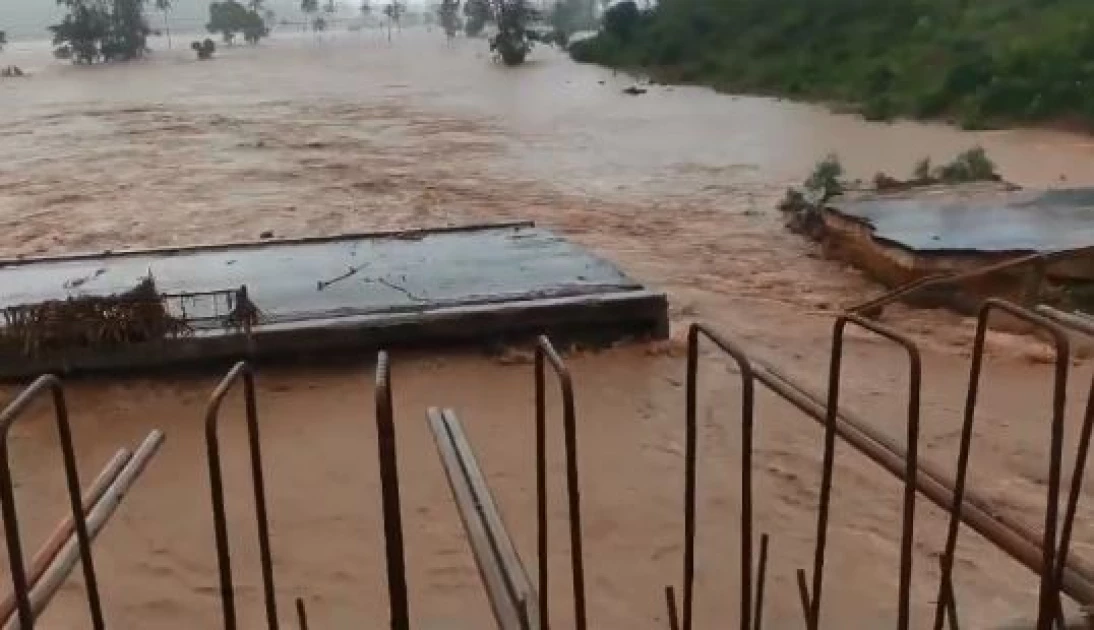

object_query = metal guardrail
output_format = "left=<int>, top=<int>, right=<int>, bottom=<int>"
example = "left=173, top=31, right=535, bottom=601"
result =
left=376, top=351, right=411, bottom=630
left=534, top=335, right=587, bottom=630
left=204, top=361, right=279, bottom=630
left=0, top=376, right=104, bottom=630
left=1, top=298, right=1090, bottom=630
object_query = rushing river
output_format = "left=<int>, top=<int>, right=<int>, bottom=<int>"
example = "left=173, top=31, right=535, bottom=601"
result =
left=6, top=29, right=1094, bottom=206
left=2, top=27, right=1093, bottom=630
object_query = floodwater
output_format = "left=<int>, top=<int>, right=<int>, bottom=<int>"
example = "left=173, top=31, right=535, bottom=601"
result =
left=2, top=29, right=1094, bottom=629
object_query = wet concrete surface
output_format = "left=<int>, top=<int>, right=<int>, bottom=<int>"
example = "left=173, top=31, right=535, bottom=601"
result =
left=831, top=187, right=1094, bottom=252
left=0, top=223, right=645, bottom=324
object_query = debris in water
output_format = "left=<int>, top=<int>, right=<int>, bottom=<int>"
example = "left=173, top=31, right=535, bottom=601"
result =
left=0, top=273, right=191, bottom=357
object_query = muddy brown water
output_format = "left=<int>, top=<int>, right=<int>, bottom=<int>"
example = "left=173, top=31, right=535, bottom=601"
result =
left=2, top=29, right=1094, bottom=629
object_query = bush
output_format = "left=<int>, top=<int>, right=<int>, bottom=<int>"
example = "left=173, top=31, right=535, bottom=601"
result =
left=935, top=146, right=998, bottom=182
left=804, top=153, right=845, bottom=201
left=602, top=1, right=641, bottom=42
left=191, top=38, right=216, bottom=59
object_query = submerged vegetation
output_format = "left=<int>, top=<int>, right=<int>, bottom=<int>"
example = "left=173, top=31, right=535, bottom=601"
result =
left=803, top=154, right=845, bottom=204
left=782, top=147, right=1003, bottom=230
left=207, top=0, right=269, bottom=44
left=462, top=0, right=491, bottom=36
left=781, top=147, right=1003, bottom=241
left=50, top=0, right=163, bottom=63
left=570, top=0, right=1094, bottom=129
left=438, top=0, right=461, bottom=40
left=191, top=38, right=216, bottom=59
left=489, top=0, right=541, bottom=65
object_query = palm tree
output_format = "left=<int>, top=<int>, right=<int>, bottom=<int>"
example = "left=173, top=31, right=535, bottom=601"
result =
left=382, top=1, right=404, bottom=39
left=301, top=0, right=319, bottom=30
left=155, top=0, right=172, bottom=48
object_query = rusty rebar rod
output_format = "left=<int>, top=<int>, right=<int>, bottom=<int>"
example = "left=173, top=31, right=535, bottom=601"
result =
left=205, top=361, right=279, bottom=630
left=940, top=557, right=960, bottom=630
left=760, top=357, right=1094, bottom=593
left=0, top=449, right=129, bottom=627
left=753, top=534, right=769, bottom=630
left=746, top=358, right=1094, bottom=604
left=796, top=569, right=813, bottom=630
left=850, top=246, right=1094, bottom=317
left=681, top=323, right=756, bottom=630
left=692, top=320, right=1094, bottom=604
left=934, top=300, right=1069, bottom=630
left=375, top=351, right=410, bottom=630
left=0, top=375, right=105, bottom=630
left=1036, top=308, right=1094, bottom=628
left=665, top=586, right=680, bottom=630
left=295, top=598, right=309, bottom=630
left=808, top=314, right=921, bottom=630
left=535, top=335, right=587, bottom=630
left=1037, top=306, right=1094, bottom=337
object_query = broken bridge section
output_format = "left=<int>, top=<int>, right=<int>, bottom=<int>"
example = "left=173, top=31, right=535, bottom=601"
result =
left=0, top=221, right=668, bottom=377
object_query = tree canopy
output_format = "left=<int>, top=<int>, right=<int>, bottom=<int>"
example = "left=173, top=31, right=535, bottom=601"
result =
left=570, top=0, right=1094, bottom=128
left=207, top=1, right=269, bottom=44
left=463, top=0, right=490, bottom=36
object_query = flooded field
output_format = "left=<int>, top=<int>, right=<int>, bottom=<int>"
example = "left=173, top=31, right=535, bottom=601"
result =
left=3, top=30, right=1094, bottom=629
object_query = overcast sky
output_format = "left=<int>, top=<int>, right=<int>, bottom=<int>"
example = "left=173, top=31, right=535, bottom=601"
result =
left=1, top=0, right=366, bottom=39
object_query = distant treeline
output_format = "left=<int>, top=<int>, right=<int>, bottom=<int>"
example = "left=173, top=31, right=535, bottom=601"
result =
left=570, top=0, right=1094, bottom=129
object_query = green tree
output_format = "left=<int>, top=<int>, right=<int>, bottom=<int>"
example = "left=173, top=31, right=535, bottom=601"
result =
left=154, top=0, right=173, bottom=48
left=489, top=0, right=539, bottom=65
left=50, top=1, right=112, bottom=63
left=463, top=0, right=490, bottom=36
left=438, top=0, right=461, bottom=40
left=569, top=0, right=1094, bottom=127
left=382, top=1, right=405, bottom=38
left=549, top=0, right=593, bottom=44
left=50, top=0, right=167, bottom=62
left=104, top=0, right=154, bottom=60
left=301, top=0, right=319, bottom=28
left=601, top=1, right=638, bottom=42
left=208, top=1, right=269, bottom=44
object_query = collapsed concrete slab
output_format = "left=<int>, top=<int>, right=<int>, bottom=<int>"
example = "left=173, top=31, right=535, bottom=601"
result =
left=0, top=221, right=668, bottom=378
left=818, top=185, right=1094, bottom=312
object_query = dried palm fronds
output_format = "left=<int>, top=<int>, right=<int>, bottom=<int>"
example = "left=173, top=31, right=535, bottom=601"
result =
left=1, top=273, right=193, bottom=357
